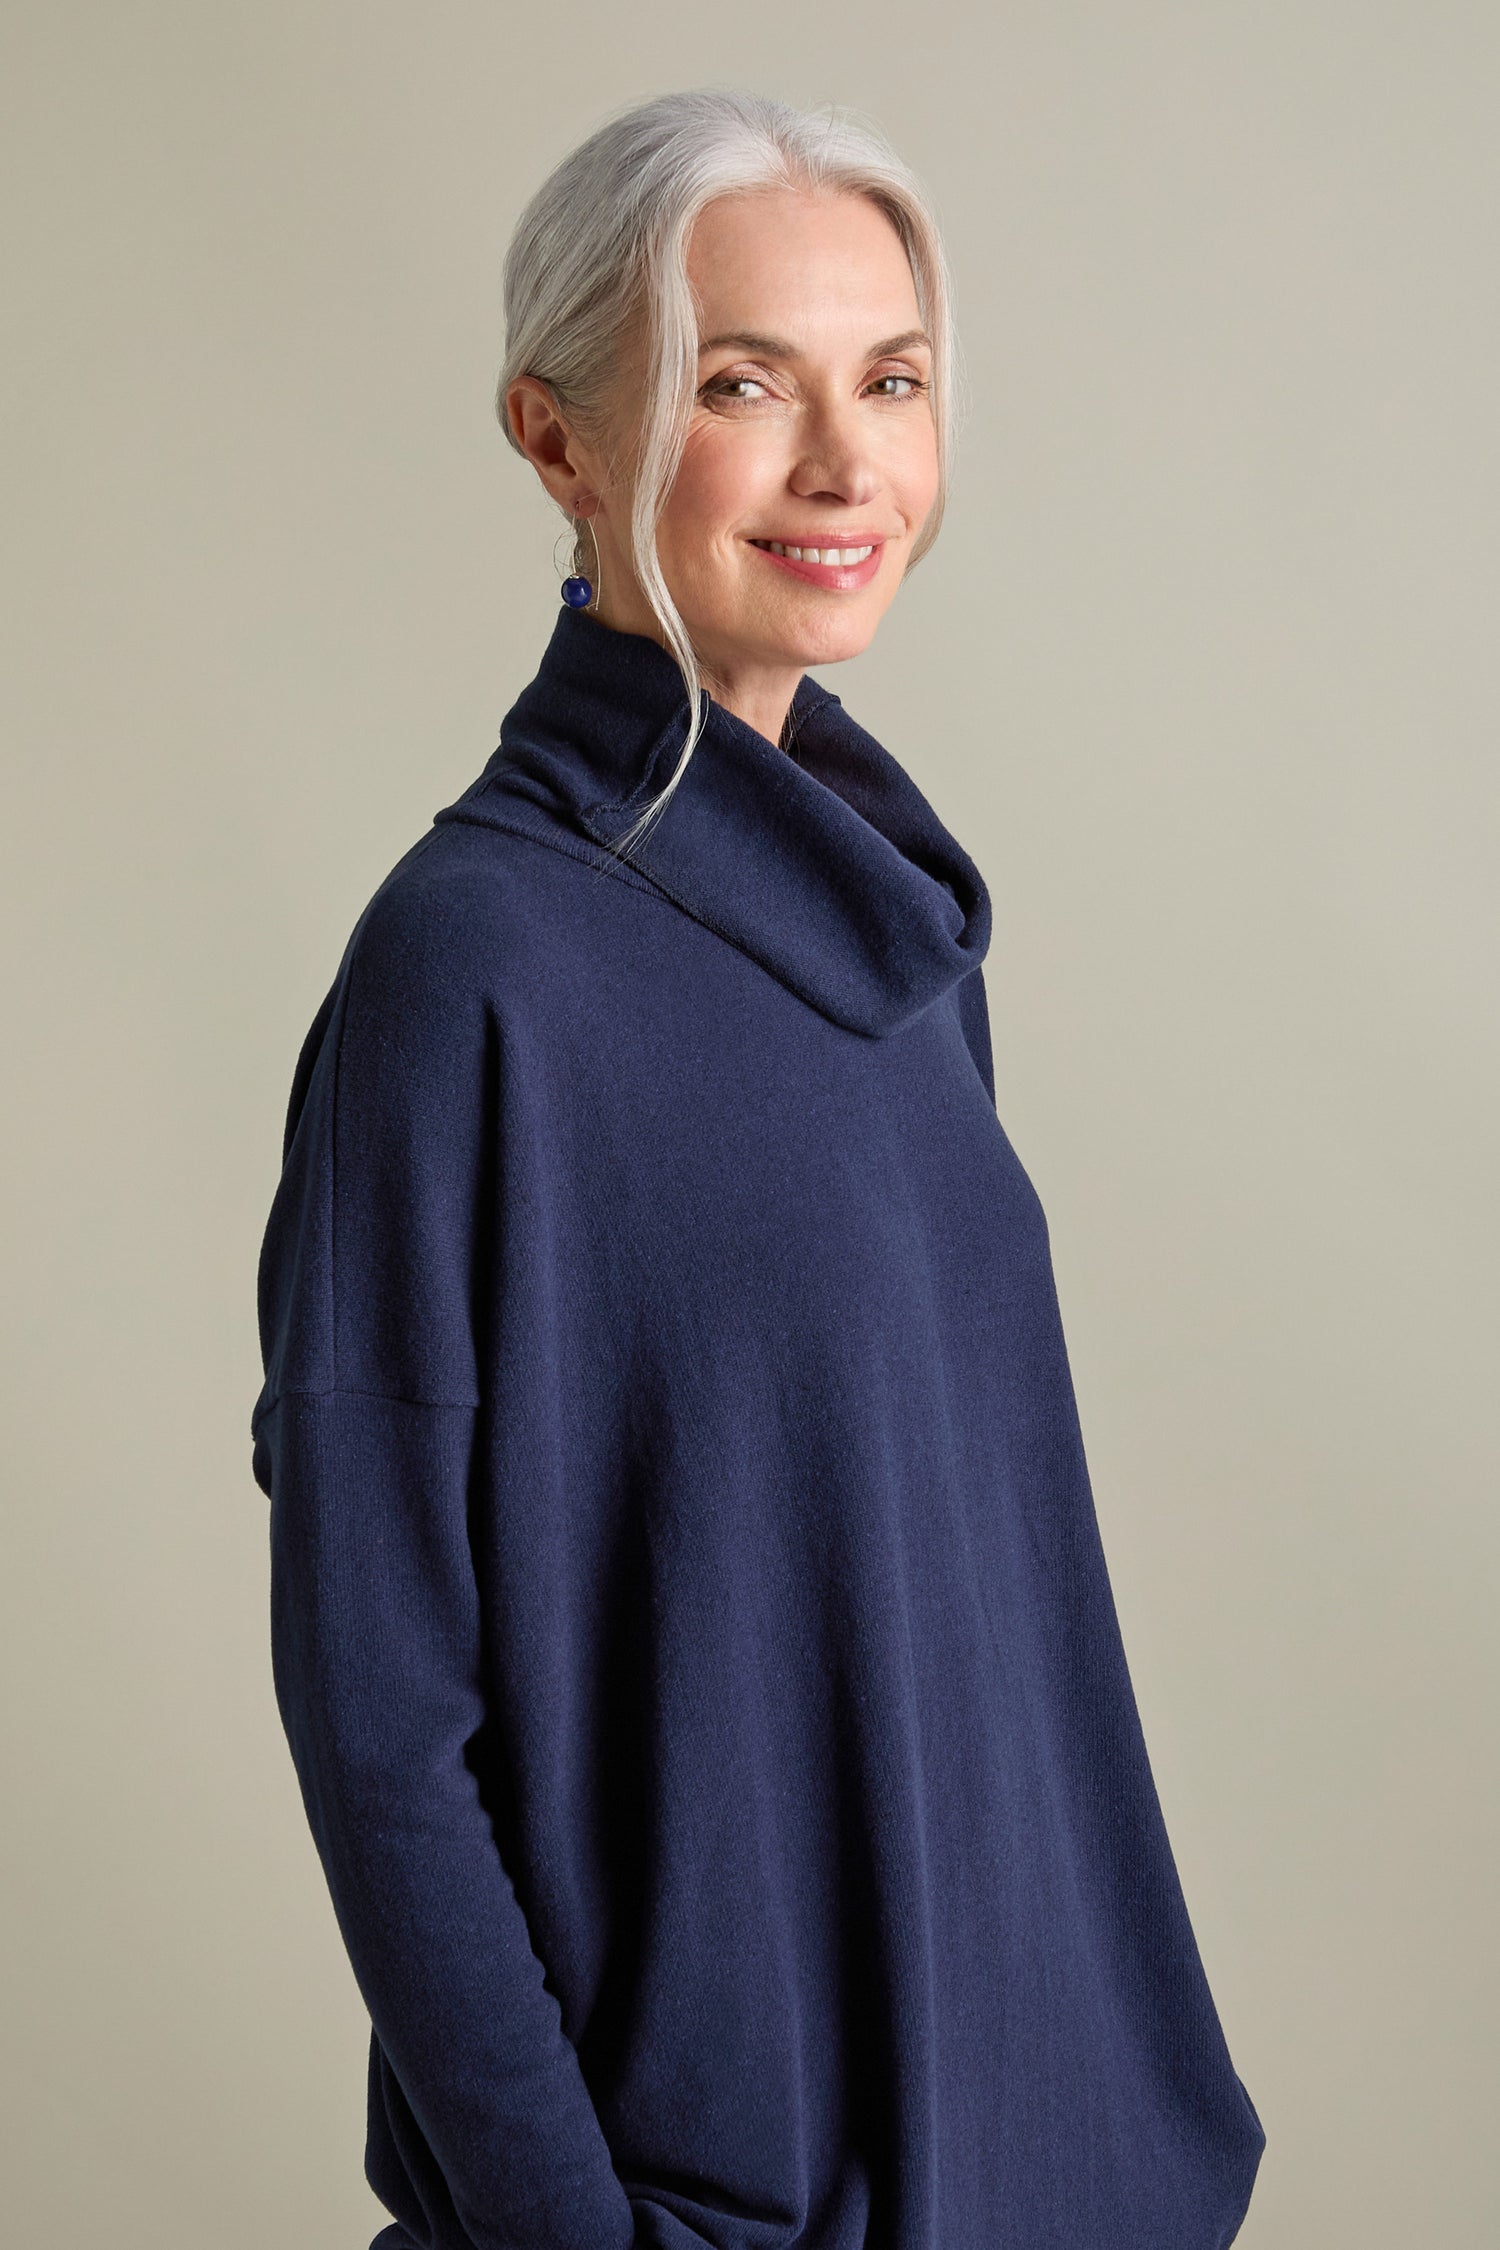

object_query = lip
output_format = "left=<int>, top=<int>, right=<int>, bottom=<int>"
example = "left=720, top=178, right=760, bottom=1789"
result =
left=746, top=536, right=887, bottom=590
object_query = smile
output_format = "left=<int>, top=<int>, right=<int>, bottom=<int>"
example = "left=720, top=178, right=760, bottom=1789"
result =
left=751, top=541, right=876, bottom=564
left=746, top=538, right=886, bottom=589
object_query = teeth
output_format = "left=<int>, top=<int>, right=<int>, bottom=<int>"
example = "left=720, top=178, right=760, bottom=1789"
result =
left=759, top=541, right=875, bottom=565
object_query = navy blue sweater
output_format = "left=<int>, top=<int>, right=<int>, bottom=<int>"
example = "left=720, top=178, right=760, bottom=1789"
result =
left=251, top=606, right=1266, bottom=2250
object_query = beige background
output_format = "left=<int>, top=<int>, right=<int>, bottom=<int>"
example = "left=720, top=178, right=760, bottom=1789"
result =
left=3, top=2, right=1496, bottom=2244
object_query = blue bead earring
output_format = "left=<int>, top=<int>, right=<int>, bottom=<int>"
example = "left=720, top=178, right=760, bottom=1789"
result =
left=558, top=506, right=601, bottom=611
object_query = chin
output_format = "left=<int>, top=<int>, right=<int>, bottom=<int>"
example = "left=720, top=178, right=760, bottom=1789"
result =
left=776, top=607, right=886, bottom=670
left=689, top=594, right=892, bottom=679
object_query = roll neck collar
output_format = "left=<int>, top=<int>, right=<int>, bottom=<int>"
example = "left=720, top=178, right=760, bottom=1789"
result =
left=435, top=607, right=991, bottom=1039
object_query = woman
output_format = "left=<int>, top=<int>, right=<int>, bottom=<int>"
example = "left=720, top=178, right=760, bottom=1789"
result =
left=251, top=89, right=1267, bottom=2250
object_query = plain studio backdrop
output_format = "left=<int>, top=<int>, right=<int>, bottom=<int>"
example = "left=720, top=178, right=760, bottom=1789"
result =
left=2, top=3, right=1496, bottom=2244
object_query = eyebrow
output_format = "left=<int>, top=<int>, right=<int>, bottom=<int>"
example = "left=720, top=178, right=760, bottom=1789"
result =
left=698, top=328, right=932, bottom=359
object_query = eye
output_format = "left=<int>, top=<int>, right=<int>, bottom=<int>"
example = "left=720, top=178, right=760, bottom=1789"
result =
left=704, top=373, right=773, bottom=402
left=867, top=372, right=926, bottom=399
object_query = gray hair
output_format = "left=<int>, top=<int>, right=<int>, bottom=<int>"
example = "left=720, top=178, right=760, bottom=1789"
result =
left=497, top=88, right=958, bottom=860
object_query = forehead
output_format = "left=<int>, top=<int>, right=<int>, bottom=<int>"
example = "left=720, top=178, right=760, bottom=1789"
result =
left=686, top=189, right=922, bottom=348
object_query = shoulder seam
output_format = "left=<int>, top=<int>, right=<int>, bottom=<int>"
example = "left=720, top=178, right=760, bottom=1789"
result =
left=252, top=1383, right=480, bottom=1434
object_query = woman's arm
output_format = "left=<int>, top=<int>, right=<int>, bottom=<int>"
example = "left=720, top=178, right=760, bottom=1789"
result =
left=251, top=862, right=635, bottom=2250
left=258, top=1386, right=634, bottom=2250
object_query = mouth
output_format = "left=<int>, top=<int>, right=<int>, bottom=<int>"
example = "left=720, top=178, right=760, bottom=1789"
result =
left=747, top=538, right=886, bottom=589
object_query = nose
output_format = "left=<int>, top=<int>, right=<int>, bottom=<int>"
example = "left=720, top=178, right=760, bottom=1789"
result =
left=787, top=394, right=881, bottom=510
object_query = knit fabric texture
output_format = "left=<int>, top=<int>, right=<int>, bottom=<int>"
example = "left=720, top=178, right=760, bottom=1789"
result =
left=251, top=606, right=1266, bottom=2250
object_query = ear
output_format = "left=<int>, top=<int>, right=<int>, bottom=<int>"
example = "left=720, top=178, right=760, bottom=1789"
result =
left=505, top=377, right=595, bottom=515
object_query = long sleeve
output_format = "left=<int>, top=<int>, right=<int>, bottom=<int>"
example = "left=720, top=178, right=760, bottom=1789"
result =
left=251, top=853, right=636, bottom=2250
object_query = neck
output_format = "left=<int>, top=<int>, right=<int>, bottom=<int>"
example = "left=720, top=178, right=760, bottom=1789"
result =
left=699, top=658, right=804, bottom=751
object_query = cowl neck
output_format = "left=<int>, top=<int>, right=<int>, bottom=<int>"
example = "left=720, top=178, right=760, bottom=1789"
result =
left=435, top=606, right=991, bottom=1038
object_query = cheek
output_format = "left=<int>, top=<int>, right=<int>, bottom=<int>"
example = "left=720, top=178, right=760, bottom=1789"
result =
left=660, top=428, right=777, bottom=556
left=892, top=417, right=941, bottom=525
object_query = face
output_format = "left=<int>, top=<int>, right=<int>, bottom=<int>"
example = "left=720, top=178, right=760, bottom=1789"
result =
left=646, top=188, right=940, bottom=689
left=509, top=185, right=940, bottom=739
